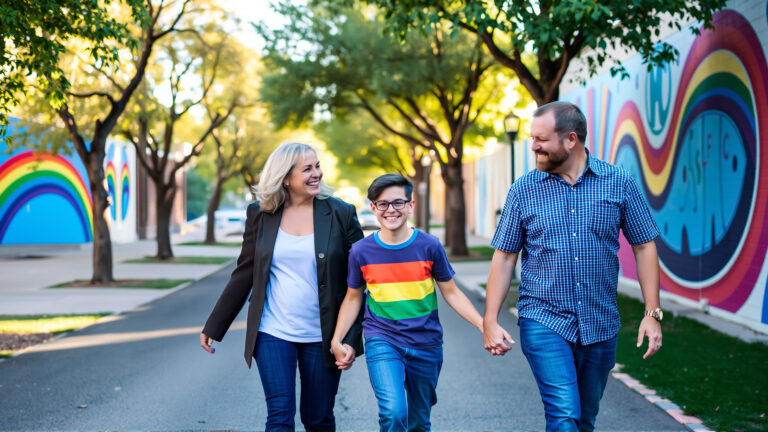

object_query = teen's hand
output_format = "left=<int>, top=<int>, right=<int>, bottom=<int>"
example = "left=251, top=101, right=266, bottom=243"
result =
left=483, top=320, right=515, bottom=356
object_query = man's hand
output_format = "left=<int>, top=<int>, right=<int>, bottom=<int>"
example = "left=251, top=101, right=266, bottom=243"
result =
left=637, top=316, right=662, bottom=359
left=483, top=319, right=515, bottom=356
left=200, top=333, right=215, bottom=354
left=332, top=341, right=356, bottom=370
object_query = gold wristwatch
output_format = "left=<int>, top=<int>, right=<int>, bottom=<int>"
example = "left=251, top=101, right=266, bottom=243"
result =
left=644, top=308, right=663, bottom=322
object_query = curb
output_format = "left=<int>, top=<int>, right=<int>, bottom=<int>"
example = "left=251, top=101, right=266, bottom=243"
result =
left=612, top=370, right=712, bottom=431
left=453, top=277, right=712, bottom=432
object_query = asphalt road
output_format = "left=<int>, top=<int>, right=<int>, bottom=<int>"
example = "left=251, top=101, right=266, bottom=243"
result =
left=0, top=264, right=685, bottom=431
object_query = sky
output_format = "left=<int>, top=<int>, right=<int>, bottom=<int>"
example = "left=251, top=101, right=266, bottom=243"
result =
left=217, top=0, right=288, bottom=50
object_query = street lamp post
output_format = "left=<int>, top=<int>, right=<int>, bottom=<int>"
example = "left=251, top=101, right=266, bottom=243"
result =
left=420, top=154, right=432, bottom=234
left=504, top=112, right=521, bottom=282
left=504, top=112, right=521, bottom=185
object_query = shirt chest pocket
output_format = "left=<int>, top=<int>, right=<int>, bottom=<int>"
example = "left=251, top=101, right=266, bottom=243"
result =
left=589, top=200, right=621, bottom=239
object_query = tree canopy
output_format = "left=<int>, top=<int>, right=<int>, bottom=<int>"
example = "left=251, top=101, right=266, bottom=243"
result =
left=370, top=0, right=728, bottom=104
left=259, top=1, right=511, bottom=253
left=0, top=0, right=148, bottom=142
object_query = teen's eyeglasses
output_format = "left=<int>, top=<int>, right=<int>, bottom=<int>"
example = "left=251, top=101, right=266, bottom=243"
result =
left=373, top=199, right=411, bottom=211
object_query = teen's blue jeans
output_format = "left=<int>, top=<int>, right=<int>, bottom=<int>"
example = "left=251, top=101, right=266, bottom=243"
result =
left=364, top=337, right=443, bottom=432
left=519, top=318, right=617, bottom=432
left=254, top=331, right=341, bottom=431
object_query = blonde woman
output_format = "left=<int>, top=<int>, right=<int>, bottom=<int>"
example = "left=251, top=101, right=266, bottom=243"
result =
left=200, top=142, right=364, bottom=431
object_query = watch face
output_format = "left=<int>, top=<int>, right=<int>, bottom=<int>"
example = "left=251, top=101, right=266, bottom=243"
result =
left=656, top=309, right=664, bottom=321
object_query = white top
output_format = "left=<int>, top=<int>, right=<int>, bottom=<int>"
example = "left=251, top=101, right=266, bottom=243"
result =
left=258, top=228, right=322, bottom=342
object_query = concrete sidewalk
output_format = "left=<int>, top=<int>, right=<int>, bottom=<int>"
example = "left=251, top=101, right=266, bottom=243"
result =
left=0, top=230, right=241, bottom=315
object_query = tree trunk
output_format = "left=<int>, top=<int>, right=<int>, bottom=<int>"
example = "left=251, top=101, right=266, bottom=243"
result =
left=442, top=159, right=468, bottom=256
left=155, top=186, right=175, bottom=260
left=87, top=156, right=114, bottom=283
left=204, top=177, right=224, bottom=244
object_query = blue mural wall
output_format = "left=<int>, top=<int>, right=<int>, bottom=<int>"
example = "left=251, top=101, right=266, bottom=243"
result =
left=0, top=122, right=136, bottom=245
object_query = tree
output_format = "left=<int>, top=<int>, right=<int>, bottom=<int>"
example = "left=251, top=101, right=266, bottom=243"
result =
left=200, top=106, right=279, bottom=244
left=12, top=1, right=194, bottom=282
left=316, top=116, right=411, bottom=183
left=260, top=3, right=507, bottom=254
left=120, top=20, right=251, bottom=259
left=315, top=115, right=434, bottom=230
left=371, top=0, right=727, bottom=105
left=0, top=0, right=147, bottom=143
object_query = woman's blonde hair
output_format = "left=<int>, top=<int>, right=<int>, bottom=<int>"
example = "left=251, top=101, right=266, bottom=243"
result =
left=253, top=142, right=333, bottom=213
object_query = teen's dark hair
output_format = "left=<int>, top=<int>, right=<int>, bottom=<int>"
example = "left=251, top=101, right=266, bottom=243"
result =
left=533, top=101, right=588, bottom=143
left=367, top=173, right=414, bottom=201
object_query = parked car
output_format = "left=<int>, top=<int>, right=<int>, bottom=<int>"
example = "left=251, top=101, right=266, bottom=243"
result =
left=357, top=208, right=380, bottom=230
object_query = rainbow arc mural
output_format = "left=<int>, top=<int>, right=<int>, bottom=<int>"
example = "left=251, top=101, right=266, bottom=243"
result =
left=0, top=127, right=136, bottom=245
left=0, top=152, right=94, bottom=244
left=564, top=6, right=768, bottom=328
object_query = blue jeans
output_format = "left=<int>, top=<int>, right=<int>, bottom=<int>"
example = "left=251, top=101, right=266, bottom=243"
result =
left=519, top=319, right=617, bottom=432
left=364, top=337, right=443, bottom=432
left=254, top=332, right=341, bottom=431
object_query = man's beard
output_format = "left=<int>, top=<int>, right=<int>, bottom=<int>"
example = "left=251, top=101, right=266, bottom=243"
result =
left=535, top=146, right=569, bottom=172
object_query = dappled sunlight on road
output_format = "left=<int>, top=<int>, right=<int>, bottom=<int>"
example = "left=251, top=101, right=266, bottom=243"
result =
left=28, top=321, right=247, bottom=353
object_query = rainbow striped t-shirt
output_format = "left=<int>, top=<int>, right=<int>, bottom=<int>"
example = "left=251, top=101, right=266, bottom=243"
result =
left=347, top=228, right=455, bottom=349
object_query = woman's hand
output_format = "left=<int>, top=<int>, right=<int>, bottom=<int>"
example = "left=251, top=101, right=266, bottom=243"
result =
left=200, top=333, right=215, bottom=354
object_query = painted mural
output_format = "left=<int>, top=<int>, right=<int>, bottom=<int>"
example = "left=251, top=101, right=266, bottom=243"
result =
left=0, top=123, right=136, bottom=245
left=562, top=6, right=768, bottom=329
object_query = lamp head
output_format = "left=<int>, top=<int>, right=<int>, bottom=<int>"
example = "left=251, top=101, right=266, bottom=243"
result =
left=504, top=112, right=520, bottom=143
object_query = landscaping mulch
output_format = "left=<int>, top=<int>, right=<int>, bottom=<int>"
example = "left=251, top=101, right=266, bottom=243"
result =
left=0, top=332, right=55, bottom=353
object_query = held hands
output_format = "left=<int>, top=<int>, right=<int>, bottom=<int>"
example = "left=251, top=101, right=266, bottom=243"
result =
left=200, top=333, right=215, bottom=354
left=332, top=341, right=356, bottom=370
left=483, top=319, right=515, bottom=356
left=637, top=316, right=662, bottom=359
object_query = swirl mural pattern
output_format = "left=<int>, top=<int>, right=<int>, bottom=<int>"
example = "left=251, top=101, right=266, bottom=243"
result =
left=120, top=147, right=130, bottom=221
left=607, top=10, right=768, bottom=313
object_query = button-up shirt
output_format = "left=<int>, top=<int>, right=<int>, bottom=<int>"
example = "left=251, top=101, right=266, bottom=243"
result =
left=491, top=151, right=659, bottom=344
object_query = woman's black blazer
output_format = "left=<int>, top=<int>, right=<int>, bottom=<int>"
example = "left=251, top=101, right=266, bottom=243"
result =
left=202, top=196, right=365, bottom=368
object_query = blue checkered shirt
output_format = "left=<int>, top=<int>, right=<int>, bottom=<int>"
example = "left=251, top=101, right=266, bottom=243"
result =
left=491, top=151, right=659, bottom=344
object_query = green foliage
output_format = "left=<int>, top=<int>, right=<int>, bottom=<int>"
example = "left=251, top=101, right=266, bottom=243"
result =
left=370, top=0, right=727, bottom=103
left=314, top=115, right=412, bottom=185
left=0, top=0, right=148, bottom=144
left=259, top=1, right=509, bottom=166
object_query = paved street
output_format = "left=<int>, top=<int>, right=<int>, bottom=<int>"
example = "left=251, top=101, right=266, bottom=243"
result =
left=0, top=262, right=685, bottom=431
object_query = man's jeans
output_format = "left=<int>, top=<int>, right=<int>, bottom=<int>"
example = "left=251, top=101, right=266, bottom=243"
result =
left=254, top=332, right=341, bottom=431
left=519, top=318, right=617, bottom=432
left=364, top=337, right=443, bottom=431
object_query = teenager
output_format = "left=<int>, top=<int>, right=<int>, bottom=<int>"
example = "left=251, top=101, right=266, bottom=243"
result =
left=332, top=173, right=495, bottom=431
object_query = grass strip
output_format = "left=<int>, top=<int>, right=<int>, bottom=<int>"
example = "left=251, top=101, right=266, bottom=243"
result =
left=0, top=313, right=109, bottom=358
left=448, top=246, right=496, bottom=262
left=0, top=314, right=110, bottom=334
left=48, top=279, right=193, bottom=289
left=177, top=241, right=241, bottom=247
left=123, top=256, right=233, bottom=265
left=616, top=294, right=768, bottom=431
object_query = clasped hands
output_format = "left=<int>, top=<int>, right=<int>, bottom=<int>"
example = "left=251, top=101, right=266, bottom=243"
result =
left=331, top=341, right=357, bottom=370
